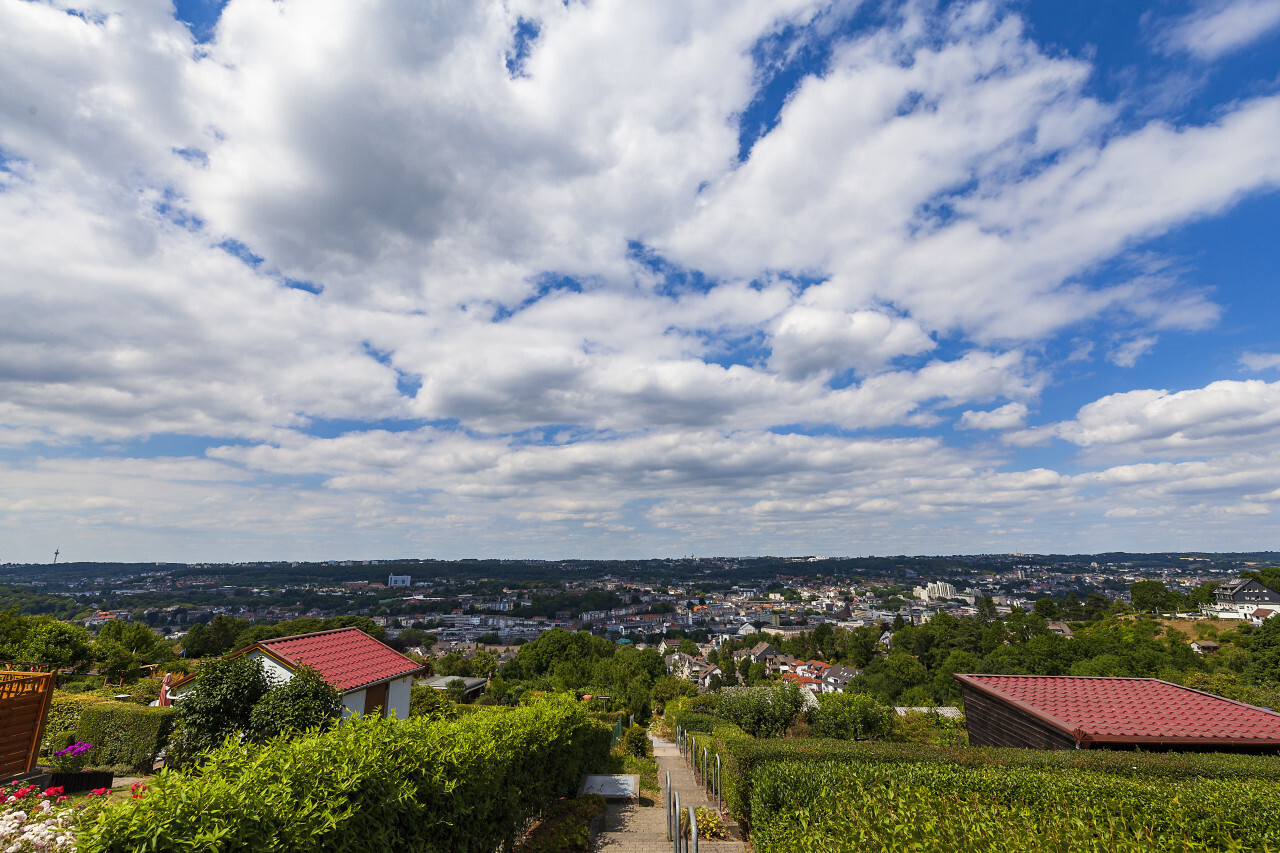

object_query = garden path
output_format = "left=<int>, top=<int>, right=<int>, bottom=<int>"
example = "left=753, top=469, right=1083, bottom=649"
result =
left=592, top=733, right=745, bottom=853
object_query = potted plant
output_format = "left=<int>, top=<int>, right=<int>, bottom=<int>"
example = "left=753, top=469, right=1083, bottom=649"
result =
left=47, top=741, right=114, bottom=793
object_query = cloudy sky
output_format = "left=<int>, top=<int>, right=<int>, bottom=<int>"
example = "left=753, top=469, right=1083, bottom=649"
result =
left=3, top=0, right=1280, bottom=563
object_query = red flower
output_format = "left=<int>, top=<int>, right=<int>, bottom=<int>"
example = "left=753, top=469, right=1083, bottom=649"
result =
left=42, top=786, right=64, bottom=797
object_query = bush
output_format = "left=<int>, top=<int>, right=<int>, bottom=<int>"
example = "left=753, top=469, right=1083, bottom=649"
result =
left=620, top=724, right=652, bottom=759
left=704, top=731, right=1280, bottom=835
left=669, top=711, right=720, bottom=734
left=749, top=759, right=1280, bottom=852
left=714, top=682, right=805, bottom=738
left=75, top=702, right=178, bottom=773
left=41, top=695, right=115, bottom=756
left=516, top=795, right=605, bottom=853
left=168, top=654, right=270, bottom=767
left=410, top=684, right=459, bottom=719
left=808, top=692, right=895, bottom=741
left=247, top=666, right=343, bottom=741
left=78, top=695, right=612, bottom=853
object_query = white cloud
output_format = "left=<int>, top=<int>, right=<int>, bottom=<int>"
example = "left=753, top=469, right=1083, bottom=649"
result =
left=0, top=0, right=1279, bottom=559
left=958, top=402, right=1028, bottom=431
left=1241, top=351, right=1280, bottom=371
left=1152, top=0, right=1280, bottom=61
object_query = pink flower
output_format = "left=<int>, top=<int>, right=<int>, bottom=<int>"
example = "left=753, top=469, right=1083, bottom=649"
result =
left=56, top=796, right=68, bottom=803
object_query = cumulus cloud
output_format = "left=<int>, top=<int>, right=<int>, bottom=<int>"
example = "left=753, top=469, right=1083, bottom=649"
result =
left=958, top=402, right=1028, bottom=431
left=1, top=0, right=1279, bottom=559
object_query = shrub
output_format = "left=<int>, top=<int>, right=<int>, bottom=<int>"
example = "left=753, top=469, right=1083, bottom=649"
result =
left=77, top=696, right=612, bottom=853
left=620, top=724, right=652, bottom=759
left=517, top=795, right=605, bottom=853
left=247, top=665, right=343, bottom=741
left=714, top=682, right=805, bottom=738
left=749, top=759, right=1280, bottom=852
left=410, top=683, right=459, bottom=719
left=41, top=695, right=114, bottom=756
left=808, top=692, right=894, bottom=741
left=168, top=654, right=270, bottom=766
left=75, top=702, right=178, bottom=773
left=670, top=711, right=720, bottom=734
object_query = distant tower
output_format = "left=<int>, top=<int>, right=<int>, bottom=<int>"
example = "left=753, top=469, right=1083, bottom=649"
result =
left=53, top=548, right=60, bottom=564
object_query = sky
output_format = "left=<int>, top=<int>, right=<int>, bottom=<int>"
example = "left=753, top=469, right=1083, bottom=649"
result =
left=2, top=0, right=1280, bottom=564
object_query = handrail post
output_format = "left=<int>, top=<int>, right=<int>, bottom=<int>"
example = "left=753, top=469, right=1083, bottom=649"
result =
left=715, top=753, right=721, bottom=811
left=672, top=790, right=681, bottom=853
left=702, top=746, right=708, bottom=794
left=689, top=804, right=699, bottom=853
left=665, top=770, right=672, bottom=841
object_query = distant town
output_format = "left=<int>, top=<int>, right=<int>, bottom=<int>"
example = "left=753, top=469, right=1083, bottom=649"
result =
left=4, top=551, right=1276, bottom=647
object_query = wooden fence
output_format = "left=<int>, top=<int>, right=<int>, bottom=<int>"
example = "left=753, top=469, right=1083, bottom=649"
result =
left=0, top=671, right=55, bottom=780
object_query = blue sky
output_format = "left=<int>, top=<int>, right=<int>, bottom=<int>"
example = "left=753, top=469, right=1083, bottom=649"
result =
left=2, top=0, right=1280, bottom=563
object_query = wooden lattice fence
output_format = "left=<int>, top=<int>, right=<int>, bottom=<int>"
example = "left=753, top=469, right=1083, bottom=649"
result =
left=0, top=671, right=55, bottom=780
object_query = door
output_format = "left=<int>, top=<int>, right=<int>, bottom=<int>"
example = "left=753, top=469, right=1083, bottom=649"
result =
left=363, top=681, right=389, bottom=718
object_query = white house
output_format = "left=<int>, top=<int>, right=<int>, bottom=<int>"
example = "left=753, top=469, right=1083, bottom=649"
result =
left=170, top=627, right=424, bottom=720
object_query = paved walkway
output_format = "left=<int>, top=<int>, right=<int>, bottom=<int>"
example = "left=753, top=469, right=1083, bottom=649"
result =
left=594, top=733, right=747, bottom=853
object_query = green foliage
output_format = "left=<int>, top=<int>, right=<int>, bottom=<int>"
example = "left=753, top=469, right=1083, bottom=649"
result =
left=807, top=692, right=895, bottom=740
left=714, top=681, right=806, bottom=738
left=168, top=654, right=270, bottom=766
left=515, top=795, right=605, bottom=853
left=693, top=807, right=726, bottom=840
left=650, top=674, right=697, bottom=709
left=749, top=759, right=1280, bottom=852
left=620, top=723, right=652, bottom=759
left=78, top=696, right=612, bottom=853
left=247, top=666, right=343, bottom=741
left=705, top=730, right=1280, bottom=835
left=41, top=695, right=115, bottom=755
left=95, top=619, right=174, bottom=682
left=409, top=684, right=459, bottom=719
left=75, top=701, right=178, bottom=773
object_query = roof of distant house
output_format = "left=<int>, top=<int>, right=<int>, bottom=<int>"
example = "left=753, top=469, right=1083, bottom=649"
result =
left=258, top=628, right=424, bottom=692
left=955, top=674, right=1280, bottom=747
left=173, top=627, right=423, bottom=695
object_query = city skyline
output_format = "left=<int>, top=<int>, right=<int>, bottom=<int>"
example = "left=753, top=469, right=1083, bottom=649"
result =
left=2, top=0, right=1280, bottom=562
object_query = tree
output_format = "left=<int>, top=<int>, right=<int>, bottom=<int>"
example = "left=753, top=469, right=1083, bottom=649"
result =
left=1129, top=580, right=1167, bottom=613
left=247, top=666, right=343, bottom=741
left=677, top=638, right=699, bottom=657
left=95, top=620, right=172, bottom=682
left=171, top=655, right=270, bottom=765
left=977, top=596, right=998, bottom=624
left=1032, top=598, right=1059, bottom=621
left=13, top=618, right=93, bottom=670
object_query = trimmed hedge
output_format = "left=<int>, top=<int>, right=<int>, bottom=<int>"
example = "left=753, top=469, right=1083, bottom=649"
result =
left=77, top=695, right=612, bottom=853
left=701, top=730, right=1280, bottom=834
left=670, top=711, right=720, bottom=734
left=76, top=702, right=178, bottom=773
left=750, top=759, right=1280, bottom=852
left=41, top=695, right=116, bottom=756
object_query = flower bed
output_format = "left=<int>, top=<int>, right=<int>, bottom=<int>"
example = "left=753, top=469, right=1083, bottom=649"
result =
left=47, top=770, right=114, bottom=795
left=1, top=780, right=114, bottom=851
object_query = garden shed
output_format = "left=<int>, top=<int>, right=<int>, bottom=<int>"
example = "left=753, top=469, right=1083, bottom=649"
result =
left=171, top=628, right=424, bottom=720
left=955, top=674, right=1280, bottom=754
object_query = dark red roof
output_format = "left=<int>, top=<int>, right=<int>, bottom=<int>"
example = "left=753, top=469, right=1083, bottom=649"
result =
left=955, top=674, right=1280, bottom=746
left=259, top=628, right=423, bottom=693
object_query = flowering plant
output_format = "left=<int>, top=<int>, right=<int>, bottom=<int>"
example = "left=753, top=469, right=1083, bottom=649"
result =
left=0, top=781, right=100, bottom=851
left=50, top=741, right=94, bottom=773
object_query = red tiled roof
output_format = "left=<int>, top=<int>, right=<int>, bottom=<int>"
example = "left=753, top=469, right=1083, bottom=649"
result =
left=955, top=674, right=1280, bottom=746
left=259, top=628, right=423, bottom=693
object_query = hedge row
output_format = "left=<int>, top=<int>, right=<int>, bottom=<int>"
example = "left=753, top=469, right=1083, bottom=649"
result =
left=41, top=695, right=121, bottom=756
left=694, top=726, right=1280, bottom=834
left=76, top=703, right=178, bottom=773
left=77, top=695, right=612, bottom=853
left=749, top=759, right=1280, bottom=852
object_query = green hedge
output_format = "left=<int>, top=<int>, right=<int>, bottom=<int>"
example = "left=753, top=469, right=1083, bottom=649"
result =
left=77, top=695, right=612, bottom=853
left=749, top=759, right=1280, bottom=852
left=41, top=695, right=115, bottom=756
left=76, top=702, right=178, bottom=773
left=703, top=732, right=1280, bottom=834
left=670, top=711, right=721, bottom=734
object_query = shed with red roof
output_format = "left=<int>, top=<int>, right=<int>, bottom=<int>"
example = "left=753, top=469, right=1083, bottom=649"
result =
left=171, top=628, right=424, bottom=720
left=955, top=674, right=1280, bottom=754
